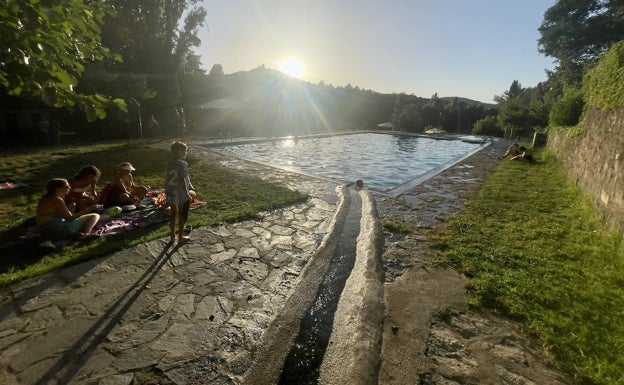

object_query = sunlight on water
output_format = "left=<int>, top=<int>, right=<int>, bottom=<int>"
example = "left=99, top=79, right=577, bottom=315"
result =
left=209, top=133, right=482, bottom=191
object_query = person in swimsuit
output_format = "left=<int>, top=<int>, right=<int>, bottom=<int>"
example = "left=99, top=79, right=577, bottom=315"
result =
left=510, top=146, right=535, bottom=163
left=36, top=178, right=102, bottom=240
left=66, top=165, right=101, bottom=211
left=165, top=141, right=196, bottom=244
left=501, top=143, right=521, bottom=159
left=105, top=162, right=150, bottom=207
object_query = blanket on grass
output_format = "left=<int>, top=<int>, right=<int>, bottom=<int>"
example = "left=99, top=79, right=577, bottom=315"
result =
left=17, top=192, right=206, bottom=242
left=93, top=191, right=205, bottom=237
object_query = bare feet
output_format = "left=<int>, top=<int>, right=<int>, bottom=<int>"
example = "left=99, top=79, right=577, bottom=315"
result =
left=178, top=235, right=190, bottom=244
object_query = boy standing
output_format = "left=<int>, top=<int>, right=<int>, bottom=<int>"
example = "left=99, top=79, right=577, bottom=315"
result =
left=165, top=141, right=196, bottom=244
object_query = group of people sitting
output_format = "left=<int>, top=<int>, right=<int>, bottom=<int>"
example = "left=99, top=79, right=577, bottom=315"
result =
left=35, top=162, right=150, bottom=241
left=35, top=141, right=197, bottom=245
left=501, top=142, right=535, bottom=163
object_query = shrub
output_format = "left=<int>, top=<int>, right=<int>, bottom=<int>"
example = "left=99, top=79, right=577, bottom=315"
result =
left=583, top=40, right=624, bottom=110
left=472, top=115, right=502, bottom=136
left=549, top=87, right=585, bottom=127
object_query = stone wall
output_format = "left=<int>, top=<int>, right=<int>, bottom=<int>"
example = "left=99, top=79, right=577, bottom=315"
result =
left=547, top=108, right=624, bottom=233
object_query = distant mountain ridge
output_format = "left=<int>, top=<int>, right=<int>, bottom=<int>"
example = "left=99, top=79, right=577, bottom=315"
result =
left=186, top=68, right=495, bottom=136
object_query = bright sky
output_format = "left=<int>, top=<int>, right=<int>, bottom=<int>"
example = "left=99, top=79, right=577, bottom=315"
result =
left=198, top=0, right=557, bottom=103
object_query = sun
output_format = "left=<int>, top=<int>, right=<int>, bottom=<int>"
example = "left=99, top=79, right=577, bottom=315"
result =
left=279, top=58, right=304, bottom=78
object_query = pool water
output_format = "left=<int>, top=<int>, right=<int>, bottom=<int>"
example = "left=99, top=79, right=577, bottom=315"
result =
left=204, top=133, right=486, bottom=192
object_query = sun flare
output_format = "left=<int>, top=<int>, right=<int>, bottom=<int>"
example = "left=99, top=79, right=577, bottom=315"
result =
left=279, top=58, right=304, bottom=78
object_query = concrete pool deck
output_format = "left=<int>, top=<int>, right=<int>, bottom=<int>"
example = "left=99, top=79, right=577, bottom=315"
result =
left=0, top=137, right=571, bottom=385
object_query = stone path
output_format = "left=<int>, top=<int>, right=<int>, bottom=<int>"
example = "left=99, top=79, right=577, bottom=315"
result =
left=0, top=196, right=337, bottom=385
left=0, top=137, right=574, bottom=385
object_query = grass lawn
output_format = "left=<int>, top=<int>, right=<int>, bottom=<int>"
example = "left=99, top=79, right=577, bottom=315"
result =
left=433, top=150, right=624, bottom=385
left=0, top=140, right=307, bottom=286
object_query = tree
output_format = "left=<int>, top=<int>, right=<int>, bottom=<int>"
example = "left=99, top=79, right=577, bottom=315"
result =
left=100, top=1, right=206, bottom=104
left=538, top=0, right=624, bottom=68
left=209, top=64, right=225, bottom=76
left=421, top=93, right=444, bottom=128
left=494, top=80, right=523, bottom=103
left=444, top=97, right=467, bottom=132
left=0, top=0, right=126, bottom=120
left=391, top=103, right=422, bottom=132
left=89, top=0, right=207, bottom=134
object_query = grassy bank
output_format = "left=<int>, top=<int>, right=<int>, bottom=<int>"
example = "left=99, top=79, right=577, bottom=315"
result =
left=0, top=141, right=307, bottom=285
left=433, top=150, right=624, bottom=384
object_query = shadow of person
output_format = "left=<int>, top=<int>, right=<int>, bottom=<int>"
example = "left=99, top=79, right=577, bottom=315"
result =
left=33, top=241, right=175, bottom=385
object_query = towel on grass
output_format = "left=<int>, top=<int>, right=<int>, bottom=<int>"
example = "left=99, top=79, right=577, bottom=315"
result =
left=93, top=193, right=206, bottom=237
left=0, top=181, right=28, bottom=191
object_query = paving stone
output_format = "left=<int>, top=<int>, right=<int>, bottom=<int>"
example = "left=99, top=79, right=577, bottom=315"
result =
left=209, top=249, right=237, bottom=264
left=23, top=305, right=63, bottom=332
left=15, top=356, right=60, bottom=385
left=251, top=226, right=268, bottom=236
left=269, top=224, right=294, bottom=236
left=194, top=296, right=230, bottom=323
left=233, top=228, right=256, bottom=238
left=223, top=236, right=251, bottom=249
left=160, top=354, right=224, bottom=385
left=0, top=307, right=27, bottom=337
left=187, top=270, right=222, bottom=286
left=59, top=303, right=91, bottom=319
left=236, top=260, right=269, bottom=287
left=9, top=317, right=98, bottom=374
left=13, top=277, right=70, bottom=312
left=69, top=349, right=117, bottom=384
left=0, top=332, right=30, bottom=362
left=250, top=238, right=273, bottom=257
left=115, top=290, right=160, bottom=325
left=236, top=247, right=260, bottom=259
left=211, top=226, right=233, bottom=237
left=207, top=242, right=226, bottom=253
left=97, top=373, right=134, bottom=385
left=112, top=347, right=166, bottom=372
left=494, top=364, right=537, bottom=385
left=270, top=235, right=294, bottom=250
left=267, top=250, right=295, bottom=268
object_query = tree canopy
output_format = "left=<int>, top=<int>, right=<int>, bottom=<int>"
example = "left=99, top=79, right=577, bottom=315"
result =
left=0, top=0, right=126, bottom=120
left=538, top=0, right=624, bottom=70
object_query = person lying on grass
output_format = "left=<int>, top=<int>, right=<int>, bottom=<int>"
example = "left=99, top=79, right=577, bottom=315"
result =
left=510, top=146, right=535, bottom=163
left=36, top=178, right=103, bottom=240
left=500, top=143, right=520, bottom=159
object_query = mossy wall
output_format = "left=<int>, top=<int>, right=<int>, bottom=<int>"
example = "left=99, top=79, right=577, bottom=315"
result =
left=548, top=108, right=624, bottom=233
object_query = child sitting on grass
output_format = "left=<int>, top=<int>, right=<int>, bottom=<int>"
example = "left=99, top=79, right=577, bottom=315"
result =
left=165, top=141, right=197, bottom=244
left=66, top=165, right=101, bottom=211
left=37, top=178, right=102, bottom=240
left=104, top=162, right=150, bottom=207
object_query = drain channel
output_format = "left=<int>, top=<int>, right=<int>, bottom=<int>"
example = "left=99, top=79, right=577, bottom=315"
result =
left=278, top=189, right=362, bottom=384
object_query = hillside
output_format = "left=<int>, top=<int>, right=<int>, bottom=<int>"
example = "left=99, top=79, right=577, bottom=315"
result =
left=185, top=68, right=396, bottom=137
left=182, top=68, right=497, bottom=137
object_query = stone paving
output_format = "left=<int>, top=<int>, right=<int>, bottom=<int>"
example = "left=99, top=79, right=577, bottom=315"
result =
left=0, top=196, right=337, bottom=385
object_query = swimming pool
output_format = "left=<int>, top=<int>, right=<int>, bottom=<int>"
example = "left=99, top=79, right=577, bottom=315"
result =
left=202, top=132, right=488, bottom=194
